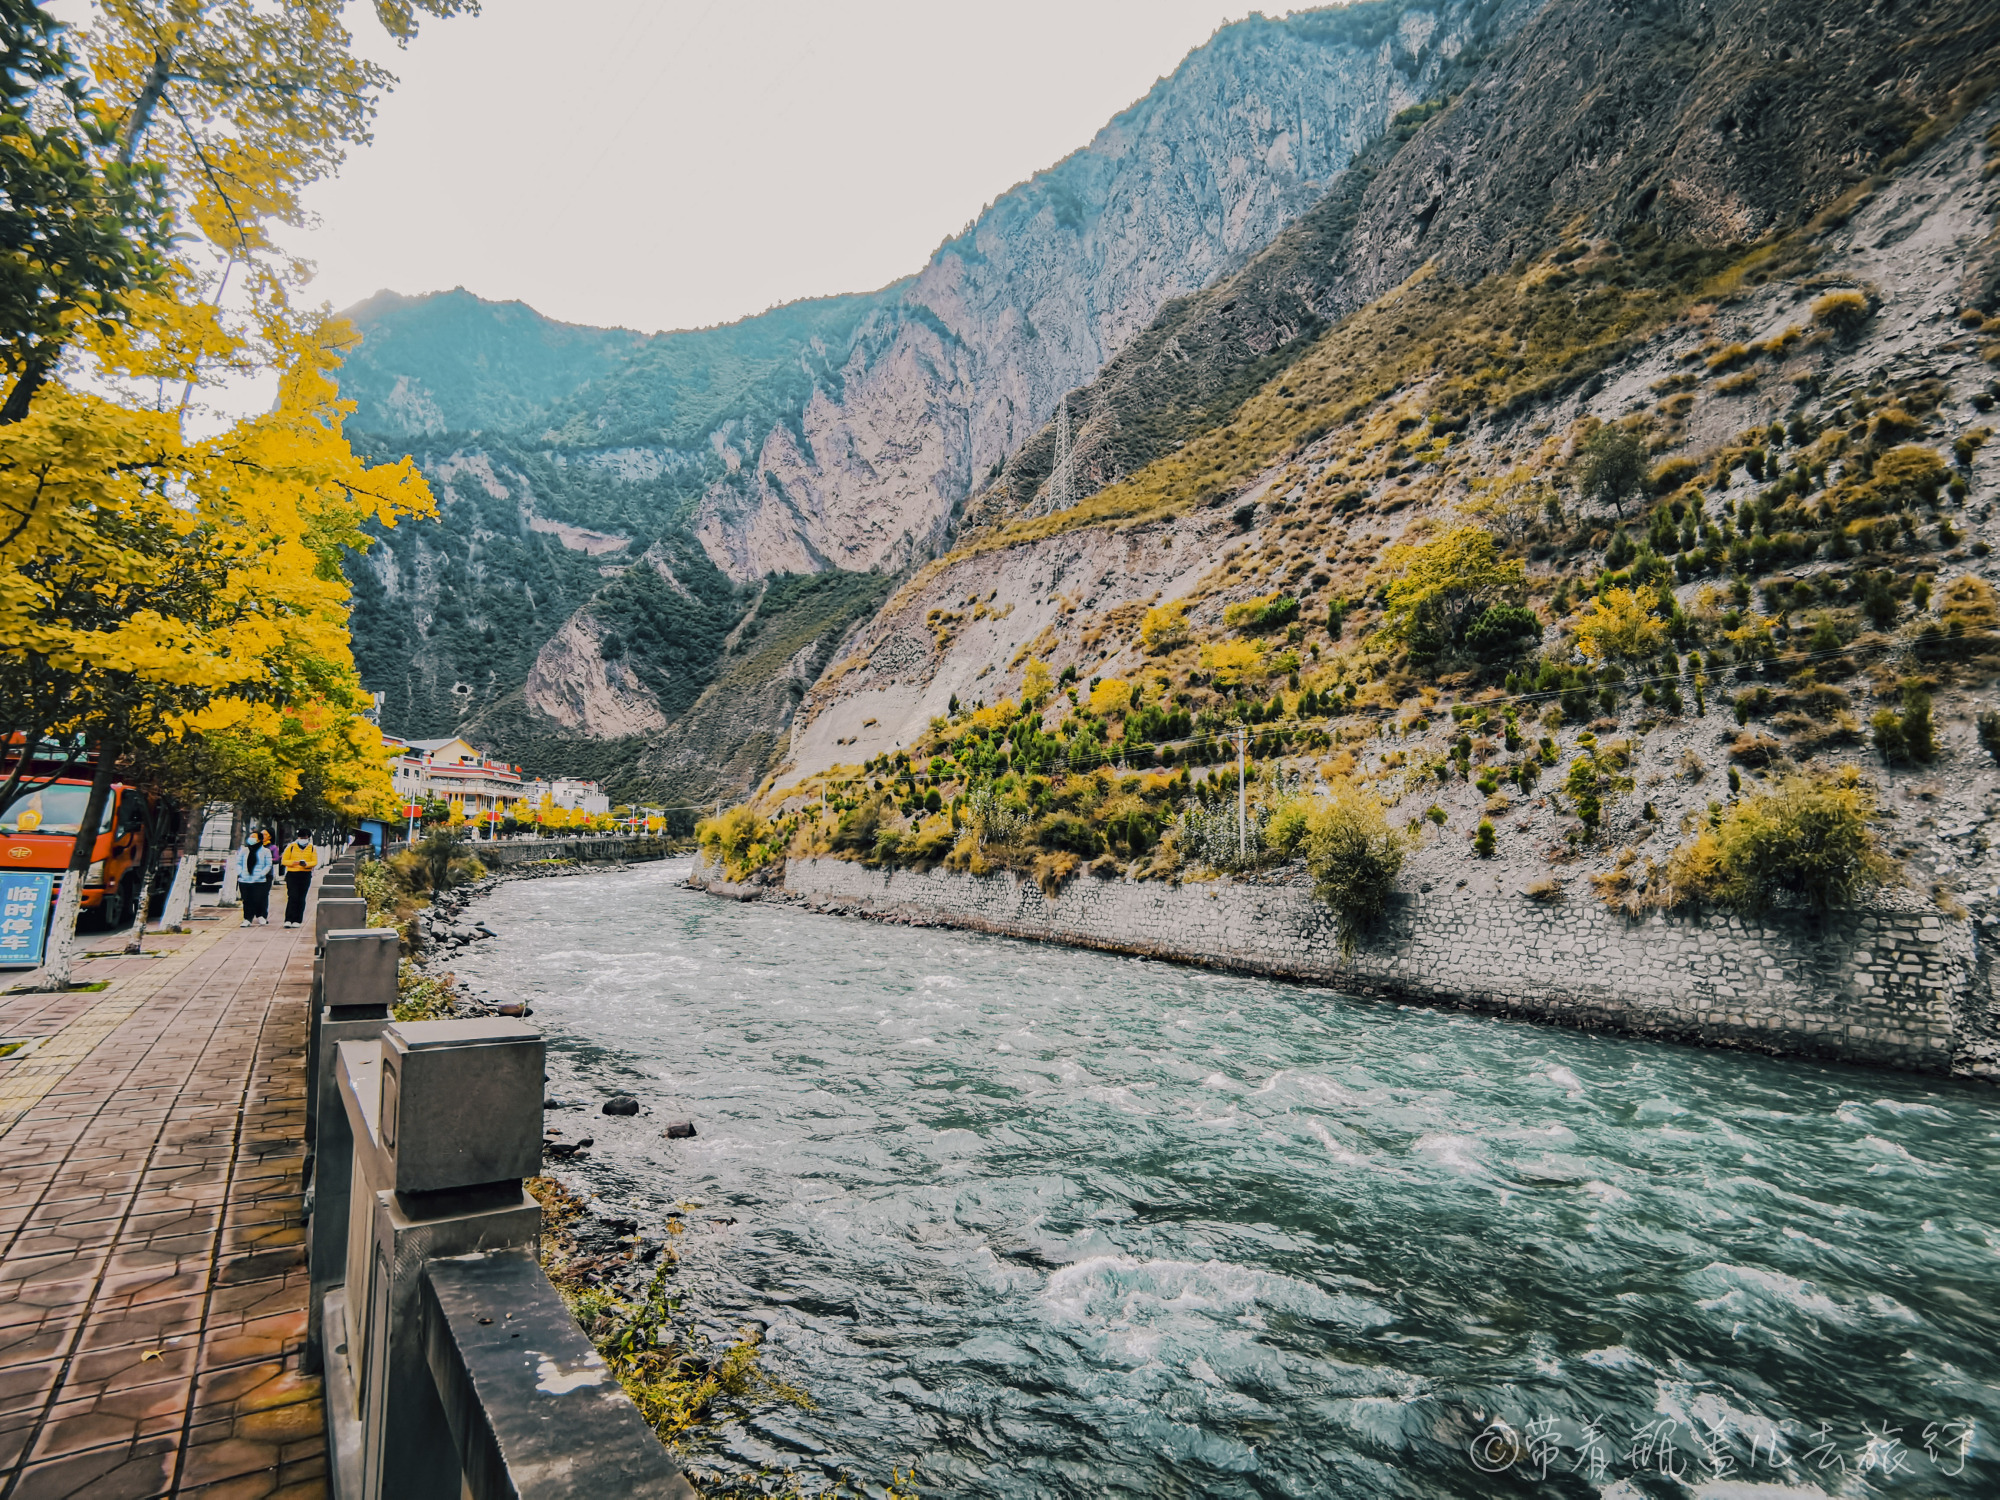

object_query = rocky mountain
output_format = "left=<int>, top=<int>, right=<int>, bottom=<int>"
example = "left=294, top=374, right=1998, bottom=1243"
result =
left=795, top=0, right=2000, bottom=774
left=337, top=0, right=1531, bottom=802
left=766, top=0, right=2000, bottom=1084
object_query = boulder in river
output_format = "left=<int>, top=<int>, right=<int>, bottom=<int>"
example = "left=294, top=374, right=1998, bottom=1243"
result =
left=602, top=1095, right=640, bottom=1116
left=663, top=1120, right=697, bottom=1139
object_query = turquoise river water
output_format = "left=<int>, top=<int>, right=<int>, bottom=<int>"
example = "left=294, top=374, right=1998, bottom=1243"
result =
left=449, top=860, right=2000, bottom=1498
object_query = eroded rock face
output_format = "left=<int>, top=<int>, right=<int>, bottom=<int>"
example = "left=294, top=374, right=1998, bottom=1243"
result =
left=688, top=3, right=1516, bottom=582
left=1338, top=0, right=2000, bottom=305
left=524, top=613, right=668, bottom=737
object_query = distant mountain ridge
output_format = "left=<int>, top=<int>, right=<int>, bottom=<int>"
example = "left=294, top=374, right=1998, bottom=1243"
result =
left=335, top=0, right=1535, bottom=800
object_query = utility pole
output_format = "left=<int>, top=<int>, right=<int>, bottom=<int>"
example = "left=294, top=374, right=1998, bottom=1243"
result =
left=1235, top=724, right=1248, bottom=856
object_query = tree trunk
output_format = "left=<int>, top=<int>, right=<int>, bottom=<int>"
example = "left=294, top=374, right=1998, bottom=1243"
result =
left=36, top=741, right=117, bottom=991
left=122, top=806, right=168, bottom=954
left=117, top=49, right=175, bottom=166
left=122, top=858, right=157, bottom=954
left=0, top=355, right=54, bottom=426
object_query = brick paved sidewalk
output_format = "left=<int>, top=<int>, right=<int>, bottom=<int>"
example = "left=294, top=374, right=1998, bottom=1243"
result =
left=0, top=919, right=324, bottom=1500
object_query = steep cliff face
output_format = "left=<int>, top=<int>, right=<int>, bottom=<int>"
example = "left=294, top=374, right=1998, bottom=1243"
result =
left=1336, top=0, right=2000, bottom=305
left=688, top=0, right=1527, bottom=582
left=522, top=613, right=670, bottom=739
left=964, top=0, right=2000, bottom=541
left=340, top=0, right=1525, bottom=798
left=787, top=0, right=2000, bottom=784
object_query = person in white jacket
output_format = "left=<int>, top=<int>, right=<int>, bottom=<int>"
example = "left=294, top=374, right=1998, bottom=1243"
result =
left=237, top=835, right=274, bottom=926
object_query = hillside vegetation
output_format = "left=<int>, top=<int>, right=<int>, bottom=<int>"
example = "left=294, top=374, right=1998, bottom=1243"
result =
left=744, top=0, right=2000, bottom=1006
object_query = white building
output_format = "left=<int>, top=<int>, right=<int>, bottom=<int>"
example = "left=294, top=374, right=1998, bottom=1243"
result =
left=549, top=778, right=610, bottom=815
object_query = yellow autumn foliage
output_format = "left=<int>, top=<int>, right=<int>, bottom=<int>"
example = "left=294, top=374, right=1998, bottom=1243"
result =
left=1140, top=599, right=1190, bottom=653
left=1200, top=638, right=1265, bottom=685
left=0, top=1, right=457, bottom=831
left=1571, top=588, right=1666, bottom=664
left=1088, top=678, right=1133, bottom=716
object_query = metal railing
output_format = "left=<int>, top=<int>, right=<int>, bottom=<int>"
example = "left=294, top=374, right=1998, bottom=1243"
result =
left=304, top=862, right=693, bottom=1498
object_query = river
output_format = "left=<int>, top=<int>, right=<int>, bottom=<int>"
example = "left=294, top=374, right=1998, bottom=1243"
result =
left=447, top=860, right=2000, bottom=1498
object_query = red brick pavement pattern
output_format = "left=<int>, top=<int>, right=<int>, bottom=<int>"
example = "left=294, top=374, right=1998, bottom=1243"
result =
left=0, top=924, right=325, bottom=1500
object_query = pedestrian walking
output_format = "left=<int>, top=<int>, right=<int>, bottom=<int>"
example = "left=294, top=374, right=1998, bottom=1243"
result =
left=237, top=833, right=273, bottom=926
left=280, top=833, right=318, bottom=928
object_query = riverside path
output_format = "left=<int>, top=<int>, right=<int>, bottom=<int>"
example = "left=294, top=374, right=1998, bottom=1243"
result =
left=0, top=909, right=325, bottom=1499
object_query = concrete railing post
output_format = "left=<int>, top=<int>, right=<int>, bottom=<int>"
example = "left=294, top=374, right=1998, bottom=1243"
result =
left=306, top=926, right=398, bottom=1373
left=315, top=895, right=368, bottom=948
left=326, top=1020, right=544, bottom=1500
left=306, top=894, right=379, bottom=1149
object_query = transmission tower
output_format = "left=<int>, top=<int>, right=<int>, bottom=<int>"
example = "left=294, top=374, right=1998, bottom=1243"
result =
left=1043, top=397, right=1074, bottom=516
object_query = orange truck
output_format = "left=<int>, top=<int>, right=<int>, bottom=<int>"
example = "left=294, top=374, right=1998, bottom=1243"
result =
left=0, top=779, right=154, bottom=930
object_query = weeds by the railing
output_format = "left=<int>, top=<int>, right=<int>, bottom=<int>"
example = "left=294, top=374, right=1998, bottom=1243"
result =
left=525, top=1177, right=907, bottom=1496
left=392, top=962, right=457, bottom=1022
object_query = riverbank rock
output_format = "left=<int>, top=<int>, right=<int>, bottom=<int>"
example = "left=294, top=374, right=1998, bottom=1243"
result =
left=602, top=1095, right=640, bottom=1116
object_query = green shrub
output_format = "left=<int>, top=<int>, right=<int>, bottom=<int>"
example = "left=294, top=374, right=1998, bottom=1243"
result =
left=697, top=805, right=777, bottom=879
left=1262, top=798, right=1313, bottom=858
left=1664, top=767, right=1894, bottom=916
left=1564, top=746, right=1634, bottom=834
left=1463, top=602, right=1542, bottom=659
left=395, top=829, right=484, bottom=895
left=1979, top=711, right=2000, bottom=763
left=1473, top=819, right=1496, bottom=857
left=1034, top=812, right=1103, bottom=856
left=828, top=798, right=885, bottom=855
left=1863, top=572, right=1899, bottom=629
left=1106, top=806, right=1158, bottom=853
left=1222, top=592, right=1301, bottom=632
left=1872, top=686, right=1935, bottom=764
left=1305, top=783, right=1407, bottom=956
left=1900, top=687, right=1936, bottom=762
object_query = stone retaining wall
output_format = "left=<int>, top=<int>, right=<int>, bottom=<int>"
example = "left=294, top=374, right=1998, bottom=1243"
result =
left=388, top=836, right=680, bottom=869
left=758, top=856, right=1988, bottom=1075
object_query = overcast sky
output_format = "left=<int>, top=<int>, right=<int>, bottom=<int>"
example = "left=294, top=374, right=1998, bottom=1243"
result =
left=271, top=0, right=1263, bottom=334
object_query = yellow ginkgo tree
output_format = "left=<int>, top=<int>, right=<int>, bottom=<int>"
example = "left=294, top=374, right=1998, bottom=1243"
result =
left=0, top=0, right=470, bottom=985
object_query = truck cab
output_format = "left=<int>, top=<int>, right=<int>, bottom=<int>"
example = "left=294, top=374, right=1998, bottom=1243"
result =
left=0, top=781, right=152, bottom=930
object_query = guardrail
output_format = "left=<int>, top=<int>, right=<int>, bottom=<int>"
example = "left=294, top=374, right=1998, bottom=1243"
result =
left=303, top=861, right=694, bottom=1498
